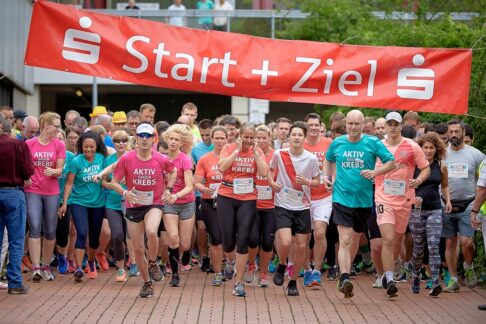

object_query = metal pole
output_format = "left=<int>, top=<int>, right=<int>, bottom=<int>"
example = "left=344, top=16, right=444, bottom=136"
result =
left=92, top=76, right=98, bottom=108
left=227, top=10, right=230, bottom=32
left=271, top=11, right=275, bottom=39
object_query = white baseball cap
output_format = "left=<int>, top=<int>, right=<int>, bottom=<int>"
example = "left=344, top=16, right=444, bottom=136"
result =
left=385, top=111, right=403, bottom=123
left=136, top=123, right=155, bottom=135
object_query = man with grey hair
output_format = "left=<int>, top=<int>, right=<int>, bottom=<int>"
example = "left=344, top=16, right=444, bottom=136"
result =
left=0, top=114, right=34, bottom=294
left=72, top=116, right=88, bottom=134
left=17, top=116, right=39, bottom=141
left=94, top=114, right=114, bottom=148
left=64, top=110, right=80, bottom=128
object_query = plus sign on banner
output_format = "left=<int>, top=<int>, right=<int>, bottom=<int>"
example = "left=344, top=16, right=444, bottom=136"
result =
left=25, top=1, right=472, bottom=114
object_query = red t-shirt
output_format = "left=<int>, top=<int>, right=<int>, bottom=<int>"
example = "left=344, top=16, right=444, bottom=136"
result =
left=218, top=143, right=263, bottom=201
left=256, top=148, right=275, bottom=209
left=194, top=151, right=223, bottom=199
left=303, top=137, right=332, bottom=201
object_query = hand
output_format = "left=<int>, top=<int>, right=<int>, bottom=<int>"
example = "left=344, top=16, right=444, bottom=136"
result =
left=92, top=173, right=103, bottom=183
left=324, top=178, right=334, bottom=191
left=24, top=179, right=32, bottom=187
left=295, top=173, right=308, bottom=186
left=124, top=189, right=138, bottom=205
left=44, top=167, right=56, bottom=177
left=163, top=189, right=172, bottom=202
left=165, top=193, right=178, bottom=204
left=409, top=178, right=422, bottom=189
left=360, top=169, right=375, bottom=180
left=471, top=212, right=481, bottom=230
left=269, top=181, right=283, bottom=193
left=413, top=197, right=423, bottom=208
left=58, top=204, right=67, bottom=218
left=445, top=201, right=452, bottom=214
left=236, top=138, right=243, bottom=152
left=205, top=187, right=216, bottom=196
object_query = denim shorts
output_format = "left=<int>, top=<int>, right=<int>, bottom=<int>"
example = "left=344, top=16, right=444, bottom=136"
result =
left=442, top=203, right=474, bottom=238
left=163, top=202, right=195, bottom=220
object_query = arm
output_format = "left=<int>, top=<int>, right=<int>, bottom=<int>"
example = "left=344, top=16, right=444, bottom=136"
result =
left=267, top=168, right=282, bottom=193
left=440, top=163, right=452, bottom=213
left=296, top=174, right=320, bottom=187
left=254, top=148, right=268, bottom=177
left=44, top=158, right=65, bottom=177
left=361, top=160, right=395, bottom=180
left=409, top=165, right=430, bottom=189
left=111, top=176, right=137, bottom=205
left=93, top=162, right=117, bottom=183
left=58, top=173, right=74, bottom=217
left=174, top=169, right=194, bottom=199
left=218, top=150, right=238, bottom=173
left=323, top=160, right=335, bottom=190
left=163, top=167, right=178, bottom=201
left=471, top=186, right=486, bottom=229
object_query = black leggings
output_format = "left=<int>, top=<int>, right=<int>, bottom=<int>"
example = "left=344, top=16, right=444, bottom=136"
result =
left=56, top=204, right=72, bottom=248
left=216, top=195, right=256, bottom=254
left=248, top=208, right=276, bottom=252
left=106, top=208, right=127, bottom=262
left=201, top=199, right=222, bottom=246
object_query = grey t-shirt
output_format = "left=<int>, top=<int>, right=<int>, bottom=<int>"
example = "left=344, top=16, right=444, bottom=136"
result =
left=445, top=145, right=485, bottom=201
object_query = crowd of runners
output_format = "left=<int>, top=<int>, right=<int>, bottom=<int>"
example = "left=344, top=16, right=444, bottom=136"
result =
left=1, top=103, right=485, bottom=305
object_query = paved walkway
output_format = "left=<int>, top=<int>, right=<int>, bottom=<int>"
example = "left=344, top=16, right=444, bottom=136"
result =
left=1, top=269, right=485, bottom=323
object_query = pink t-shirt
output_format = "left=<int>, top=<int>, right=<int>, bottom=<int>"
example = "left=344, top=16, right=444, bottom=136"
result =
left=375, top=138, right=429, bottom=206
left=114, top=150, right=175, bottom=208
left=169, top=152, right=195, bottom=204
left=25, top=137, right=66, bottom=195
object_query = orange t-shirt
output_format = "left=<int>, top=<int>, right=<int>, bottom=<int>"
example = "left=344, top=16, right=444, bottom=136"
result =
left=303, top=137, right=333, bottom=200
left=256, top=148, right=275, bottom=209
left=194, top=151, right=223, bottom=199
left=218, top=143, right=263, bottom=201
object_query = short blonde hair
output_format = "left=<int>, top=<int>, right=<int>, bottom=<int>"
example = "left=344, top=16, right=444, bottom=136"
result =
left=90, top=125, right=106, bottom=136
left=163, top=124, right=194, bottom=154
left=255, top=124, right=272, bottom=137
left=39, top=112, right=61, bottom=131
left=140, top=103, right=156, bottom=114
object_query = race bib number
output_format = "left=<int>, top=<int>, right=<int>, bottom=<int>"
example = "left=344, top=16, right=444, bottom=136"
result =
left=133, top=190, right=154, bottom=205
left=256, top=185, right=272, bottom=200
left=383, top=179, right=406, bottom=196
left=448, top=163, right=468, bottom=179
left=233, top=178, right=254, bottom=194
left=209, top=183, right=221, bottom=198
left=281, top=187, right=304, bottom=205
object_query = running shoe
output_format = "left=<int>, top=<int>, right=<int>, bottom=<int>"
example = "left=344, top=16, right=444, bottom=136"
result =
left=287, top=279, right=299, bottom=296
left=0, top=281, right=7, bottom=290
left=160, top=264, right=168, bottom=276
left=320, top=262, right=330, bottom=273
left=386, top=281, right=398, bottom=298
left=429, top=280, right=443, bottom=297
left=303, top=270, right=313, bottom=287
left=337, top=278, right=354, bottom=298
left=128, top=264, right=140, bottom=277
left=273, top=264, right=286, bottom=286
left=74, top=269, right=84, bottom=283
left=327, top=265, right=337, bottom=281
left=7, top=285, right=29, bottom=295
left=223, top=261, right=235, bottom=281
left=96, top=252, right=109, bottom=272
left=212, top=273, right=223, bottom=286
left=87, top=262, right=97, bottom=279
left=298, top=267, right=305, bottom=277
left=411, top=275, right=421, bottom=294
left=465, top=268, right=478, bottom=288
left=181, top=251, right=191, bottom=266
left=258, top=272, right=270, bottom=288
left=58, top=255, right=68, bottom=274
left=393, top=260, right=404, bottom=282
left=311, top=270, right=322, bottom=288
left=425, top=279, right=434, bottom=289
left=442, top=268, right=451, bottom=285
left=245, top=263, right=256, bottom=283
left=233, top=282, right=246, bottom=297
left=420, top=267, right=431, bottom=282
left=180, top=264, right=192, bottom=272
left=286, top=265, right=294, bottom=279
left=139, top=281, right=154, bottom=298
left=268, top=257, right=279, bottom=273
left=149, top=261, right=164, bottom=281
left=115, top=269, right=127, bottom=282
left=445, top=279, right=460, bottom=293
left=201, top=256, right=211, bottom=272
left=169, top=273, right=180, bottom=287
left=372, top=275, right=383, bottom=288
left=67, top=260, right=76, bottom=274
left=41, top=265, right=55, bottom=281
left=32, top=267, right=42, bottom=282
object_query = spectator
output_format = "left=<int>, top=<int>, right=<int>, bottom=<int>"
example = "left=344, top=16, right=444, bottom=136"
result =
left=13, top=110, right=28, bottom=132
left=126, top=110, right=141, bottom=136
left=64, top=110, right=80, bottom=128
left=168, top=0, right=186, bottom=27
left=464, top=123, right=474, bottom=146
left=435, top=122, right=448, bottom=144
left=125, top=0, right=140, bottom=9
left=112, top=111, right=128, bottom=132
left=213, top=0, right=233, bottom=31
left=196, top=0, right=214, bottom=29
left=17, top=116, right=39, bottom=141
left=363, top=117, right=375, bottom=135
left=72, top=116, right=88, bottom=134
left=403, top=111, right=420, bottom=129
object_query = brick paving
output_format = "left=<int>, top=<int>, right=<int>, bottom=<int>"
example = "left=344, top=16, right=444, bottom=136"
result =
left=1, top=268, right=485, bottom=324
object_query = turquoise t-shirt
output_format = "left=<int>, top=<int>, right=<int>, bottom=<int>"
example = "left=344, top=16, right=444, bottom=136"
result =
left=59, top=151, right=75, bottom=205
left=67, top=153, right=106, bottom=208
left=196, top=0, right=214, bottom=25
left=105, top=153, right=126, bottom=211
left=326, top=135, right=394, bottom=208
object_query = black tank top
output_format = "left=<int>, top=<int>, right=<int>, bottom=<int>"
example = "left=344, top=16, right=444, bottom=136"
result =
left=415, top=160, right=442, bottom=210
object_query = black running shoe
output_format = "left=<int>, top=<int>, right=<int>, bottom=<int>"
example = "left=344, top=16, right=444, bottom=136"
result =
left=287, top=280, right=299, bottom=296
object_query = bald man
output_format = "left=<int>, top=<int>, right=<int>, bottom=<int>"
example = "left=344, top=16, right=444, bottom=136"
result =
left=17, top=116, right=39, bottom=141
left=324, top=110, right=395, bottom=298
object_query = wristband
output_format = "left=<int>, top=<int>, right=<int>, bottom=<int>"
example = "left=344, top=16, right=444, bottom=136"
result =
left=167, top=186, right=173, bottom=193
left=122, top=190, right=127, bottom=197
left=416, top=177, right=423, bottom=183
left=472, top=209, right=479, bottom=214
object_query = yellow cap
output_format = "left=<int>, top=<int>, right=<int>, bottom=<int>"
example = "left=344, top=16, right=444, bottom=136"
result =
left=112, top=111, right=127, bottom=124
left=90, top=106, right=108, bottom=117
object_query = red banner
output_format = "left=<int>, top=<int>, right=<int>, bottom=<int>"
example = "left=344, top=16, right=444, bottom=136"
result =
left=25, top=1, right=472, bottom=114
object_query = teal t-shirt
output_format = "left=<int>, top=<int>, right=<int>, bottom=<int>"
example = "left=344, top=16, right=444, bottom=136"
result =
left=105, top=153, right=126, bottom=211
left=326, top=135, right=394, bottom=208
left=67, top=153, right=106, bottom=208
left=59, top=151, right=75, bottom=205
left=196, top=0, right=214, bottom=25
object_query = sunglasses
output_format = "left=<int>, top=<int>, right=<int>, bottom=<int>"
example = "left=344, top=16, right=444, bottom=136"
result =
left=113, top=139, right=128, bottom=144
left=137, top=133, right=154, bottom=139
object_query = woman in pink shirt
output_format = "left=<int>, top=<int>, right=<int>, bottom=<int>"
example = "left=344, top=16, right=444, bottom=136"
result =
left=162, top=124, right=195, bottom=287
left=25, top=112, right=66, bottom=282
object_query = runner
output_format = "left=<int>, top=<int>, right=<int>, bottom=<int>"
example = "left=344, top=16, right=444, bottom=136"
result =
left=162, top=124, right=196, bottom=287
left=410, top=133, right=451, bottom=296
left=269, top=121, right=320, bottom=296
left=58, top=131, right=107, bottom=282
left=324, top=110, right=395, bottom=298
left=217, top=123, right=267, bottom=297
left=302, top=113, right=333, bottom=288
left=246, top=125, right=275, bottom=287
left=374, top=112, right=430, bottom=298
left=25, top=112, right=66, bottom=282
left=194, top=126, right=227, bottom=286
left=111, top=123, right=176, bottom=297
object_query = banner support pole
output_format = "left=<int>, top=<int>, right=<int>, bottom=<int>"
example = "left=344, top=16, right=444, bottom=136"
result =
left=92, top=76, right=98, bottom=108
